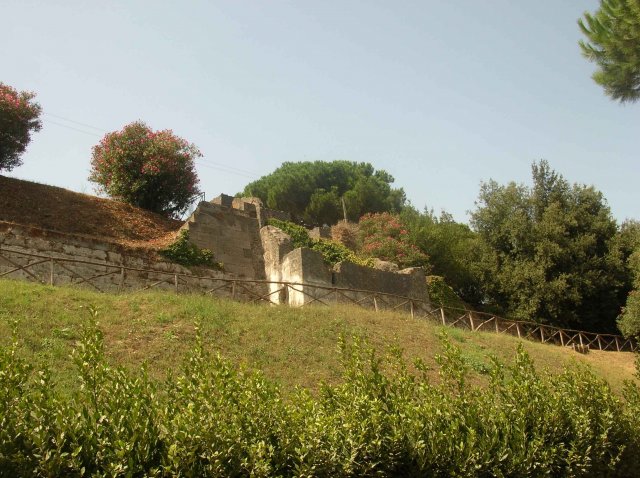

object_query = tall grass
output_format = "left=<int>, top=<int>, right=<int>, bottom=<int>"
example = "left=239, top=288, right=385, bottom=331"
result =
left=2, top=310, right=639, bottom=477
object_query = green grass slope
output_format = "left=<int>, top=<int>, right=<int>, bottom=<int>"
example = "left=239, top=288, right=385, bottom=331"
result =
left=0, top=278, right=635, bottom=394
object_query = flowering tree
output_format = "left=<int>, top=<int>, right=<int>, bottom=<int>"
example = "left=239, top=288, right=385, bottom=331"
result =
left=0, top=82, right=42, bottom=172
left=89, top=121, right=202, bottom=217
left=358, top=212, right=430, bottom=270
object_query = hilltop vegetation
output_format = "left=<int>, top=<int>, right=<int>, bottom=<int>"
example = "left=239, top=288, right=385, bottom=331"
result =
left=245, top=160, right=639, bottom=336
left=241, top=160, right=406, bottom=226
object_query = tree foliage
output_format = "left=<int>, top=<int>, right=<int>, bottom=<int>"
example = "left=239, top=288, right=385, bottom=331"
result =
left=89, top=121, right=202, bottom=218
left=0, top=82, right=42, bottom=172
left=471, top=160, right=625, bottom=332
left=2, top=320, right=639, bottom=475
left=241, top=161, right=406, bottom=226
left=616, top=220, right=640, bottom=336
left=579, top=0, right=640, bottom=102
left=401, top=207, right=482, bottom=304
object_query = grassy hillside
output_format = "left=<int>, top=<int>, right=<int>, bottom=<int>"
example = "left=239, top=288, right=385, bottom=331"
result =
left=0, top=278, right=635, bottom=395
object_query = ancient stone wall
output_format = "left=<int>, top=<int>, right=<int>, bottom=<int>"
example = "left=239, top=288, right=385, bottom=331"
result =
left=281, top=247, right=332, bottom=306
left=260, top=224, right=431, bottom=308
left=0, top=223, right=266, bottom=300
left=182, top=199, right=266, bottom=279
left=260, top=225, right=293, bottom=304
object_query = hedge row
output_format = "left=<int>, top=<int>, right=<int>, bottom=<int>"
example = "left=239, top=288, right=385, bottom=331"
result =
left=2, top=313, right=640, bottom=477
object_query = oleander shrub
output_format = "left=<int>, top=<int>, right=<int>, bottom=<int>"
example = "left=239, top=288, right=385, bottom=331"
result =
left=358, top=212, right=431, bottom=270
left=89, top=121, right=202, bottom=218
left=0, top=314, right=638, bottom=476
left=0, top=82, right=42, bottom=172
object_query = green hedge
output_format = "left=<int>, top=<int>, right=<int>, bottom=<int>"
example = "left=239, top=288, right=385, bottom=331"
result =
left=1, top=313, right=639, bottom=476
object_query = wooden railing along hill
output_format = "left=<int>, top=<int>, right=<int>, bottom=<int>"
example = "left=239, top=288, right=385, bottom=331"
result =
left=0, top=246, right=635, bottom=353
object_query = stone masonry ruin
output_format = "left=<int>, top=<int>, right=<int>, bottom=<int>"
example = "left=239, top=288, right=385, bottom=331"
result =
left=0, top=191, right=430, bottom=309
left=182, top=195, right=431, bottom=308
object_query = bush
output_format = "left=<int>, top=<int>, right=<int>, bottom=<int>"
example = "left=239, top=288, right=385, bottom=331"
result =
left=89, top=121, right=202, bottom=218
left=359, top=212, right=431, bottom=270
left=1, top=318, right=637, bottom=476
left=0, top=82, right=42, bottom=172
left=426, top=275, right=467, bottom=309
left=267, top=219, right=372, bottom=266
left=159, top=230, right=221, bottom=269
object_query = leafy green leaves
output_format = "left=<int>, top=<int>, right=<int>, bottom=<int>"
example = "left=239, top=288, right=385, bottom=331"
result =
left=1, top=318, right=638, bottom=476
left=267, top=218, right=372, bottom=267
left=242, top=161, right=406, bottom=226
left=159, top=230, right=221, bottom=269
left=579, top=0, right=640, bottom=103
left=470, top=160, right=624, bottom=332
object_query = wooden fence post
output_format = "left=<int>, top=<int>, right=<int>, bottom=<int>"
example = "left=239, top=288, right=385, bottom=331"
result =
left=469, top=313, right=475, bottom=331
left=49, top=258, right=54, bottom=286
left=440, top=308, right=446, bottom=326
left=597, top=335, right=602, bottom=351
left=410, top=300, right=414, bottom=319
left=373, top=296, right=378, bottom=312
left=174, top=274, right=179, bottom=293
left=540, top=327, right=544, bottom=343
left=559, top=330, right=564, bottom=347
left=615, top=336, right=620, bottom=352
left=494, top=317, right=499, bottom=334
left=516, top=322, right=521, bottom=339
left=119, top=267, right=125, bottom=292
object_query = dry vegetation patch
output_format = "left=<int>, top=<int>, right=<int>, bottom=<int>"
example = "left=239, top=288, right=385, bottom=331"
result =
left=0, top=175, right=182, bottom=249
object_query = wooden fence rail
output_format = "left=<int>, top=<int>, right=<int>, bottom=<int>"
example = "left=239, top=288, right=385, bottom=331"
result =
left=0, top=245, right=635, bottom=352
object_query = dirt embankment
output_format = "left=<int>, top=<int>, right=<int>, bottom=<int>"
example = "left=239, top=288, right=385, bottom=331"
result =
left=0, top=176, right=182, bottom=249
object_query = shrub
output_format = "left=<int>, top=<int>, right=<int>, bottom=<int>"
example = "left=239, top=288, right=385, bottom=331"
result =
left=0, top=82, right=42, bottom=172
left=89, top=121, right=202, bottom=218
left=267, top=218, right=372, bottom=266
left=426, top=275, right=467, bottom=309
left=0, top=319, right=637, bottom=476
left=359, top=212, right=431, bottom=270
left=159, top=230, right=221, bottom=269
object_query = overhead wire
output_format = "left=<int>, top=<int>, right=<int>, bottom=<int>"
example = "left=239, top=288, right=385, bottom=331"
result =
left=42, top=112, right=263, bottom=180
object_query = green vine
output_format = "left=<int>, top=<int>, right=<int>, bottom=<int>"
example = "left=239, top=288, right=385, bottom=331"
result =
left=267, top=219, right=372, bottom=267
left=160, top=230, right=223, bottom=269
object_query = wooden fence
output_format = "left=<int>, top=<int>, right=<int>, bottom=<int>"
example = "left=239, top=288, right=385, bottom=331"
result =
left=0, top=245, right=635, bottom=352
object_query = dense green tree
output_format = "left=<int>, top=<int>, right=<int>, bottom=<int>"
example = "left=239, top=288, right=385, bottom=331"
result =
left=615, top=220, right=640, bottom=336
left=241, top=161, right=405, bottom=226
left=0, top=82, right=42, bottom=171
left=579, top=0, right=640, bottom=102
left=401, top=207, right=483, bottom=304
left=470, top=160, right=625, bottom=332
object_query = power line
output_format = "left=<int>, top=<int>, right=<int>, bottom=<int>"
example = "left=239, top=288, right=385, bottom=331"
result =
left=198, top=162, right=256, bottom=179
left=43, top=113, right=106, bottom=132
left=43, top=112, right=263, bottom=180
left=197, top=158, right=261, bottom=177
left=45, top=119, right=102, bottom=137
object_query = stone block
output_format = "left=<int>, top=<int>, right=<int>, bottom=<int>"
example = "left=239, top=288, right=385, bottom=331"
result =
left=333, top=262, right=429, bottom=302
left=282, top=247, right=332, bottom=306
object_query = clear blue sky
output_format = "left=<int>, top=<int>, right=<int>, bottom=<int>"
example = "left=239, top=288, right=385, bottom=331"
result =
left=2, top=0, right=638, bottom=223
